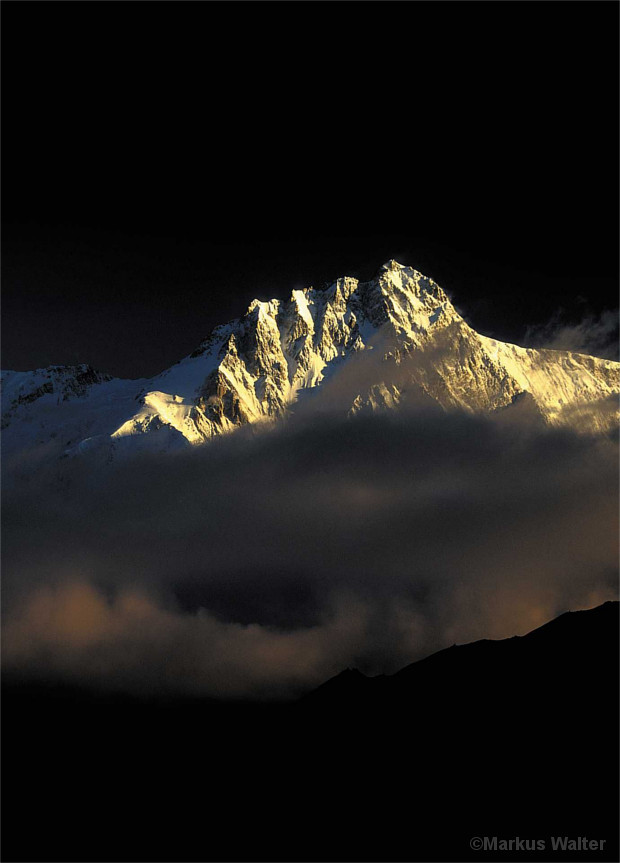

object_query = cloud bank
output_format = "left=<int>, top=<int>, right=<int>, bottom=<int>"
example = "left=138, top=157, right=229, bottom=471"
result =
left=2, top=406, right=618, bottom=698
left=524, top=308, right=619, bottom=361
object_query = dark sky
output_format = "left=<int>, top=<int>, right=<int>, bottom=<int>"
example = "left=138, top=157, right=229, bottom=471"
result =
left=2, top=2, right=618, bottom=379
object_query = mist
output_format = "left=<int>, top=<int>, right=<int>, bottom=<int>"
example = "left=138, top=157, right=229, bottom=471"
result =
left=2, top=404, right=618, bottom=699
left=524, top=308, right=620, bottom=361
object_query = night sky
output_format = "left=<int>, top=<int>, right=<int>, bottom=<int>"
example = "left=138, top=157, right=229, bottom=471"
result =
left=2, top=2, right=618, bottom=379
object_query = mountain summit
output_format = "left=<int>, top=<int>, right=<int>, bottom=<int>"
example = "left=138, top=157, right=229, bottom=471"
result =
left=2, top=261, right=618, bottom=460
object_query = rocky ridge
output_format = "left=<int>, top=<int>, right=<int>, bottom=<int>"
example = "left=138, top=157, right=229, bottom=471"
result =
left=2, top=260, right=618, bottom=460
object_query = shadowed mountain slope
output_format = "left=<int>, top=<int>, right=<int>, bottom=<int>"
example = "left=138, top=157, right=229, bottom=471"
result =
left=3, top=601, right=618, bottom=862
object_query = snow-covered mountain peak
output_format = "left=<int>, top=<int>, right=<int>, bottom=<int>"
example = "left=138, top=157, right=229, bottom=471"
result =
left=381, top=259, right=406, bottom=271
left=246, top=298, right=281, bottom=319
left=2, top=262, right=618, bottom=461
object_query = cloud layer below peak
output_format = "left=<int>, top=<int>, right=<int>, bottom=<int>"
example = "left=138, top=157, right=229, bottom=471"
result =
left=2, top=406, right=618, bottom=698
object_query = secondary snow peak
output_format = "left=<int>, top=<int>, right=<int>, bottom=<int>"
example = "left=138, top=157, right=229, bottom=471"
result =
left=381, top=259, right=406, bottom=271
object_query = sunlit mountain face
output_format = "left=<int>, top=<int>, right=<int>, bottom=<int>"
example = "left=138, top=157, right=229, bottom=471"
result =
left=2, top=2, right=618, bottom=862
left=2, top=260, right=618, bottom=466
left=2, top=258, right=618, bottom=700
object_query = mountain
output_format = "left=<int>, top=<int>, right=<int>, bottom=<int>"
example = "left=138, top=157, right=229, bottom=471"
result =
left=2, top=260, right=618, bottom=464
left=3, top=601, right=618, bottom=862
left=303, top=599, right=619, bottom=710
left=297, top=600, right=619, bottom=862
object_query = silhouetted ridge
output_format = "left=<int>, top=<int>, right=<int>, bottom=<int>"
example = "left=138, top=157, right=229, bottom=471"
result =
left=3, top=601, right=618, bottom=862
left=302, top=666, right=379, bottom=704
left=304, top=601, right=619, bottom=707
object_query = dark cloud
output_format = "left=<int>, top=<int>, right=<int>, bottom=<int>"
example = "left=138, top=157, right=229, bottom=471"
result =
left=2, top=405, right=618, bottom=699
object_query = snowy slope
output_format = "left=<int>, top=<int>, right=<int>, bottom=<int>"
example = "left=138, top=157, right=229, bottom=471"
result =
left=2, top=260, right=618, bottom=462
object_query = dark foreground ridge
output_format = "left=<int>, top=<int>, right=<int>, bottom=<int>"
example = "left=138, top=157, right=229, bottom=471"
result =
left=304, top=600, right=620, bottom=707
left=2, top=602, right=618, bottom=862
